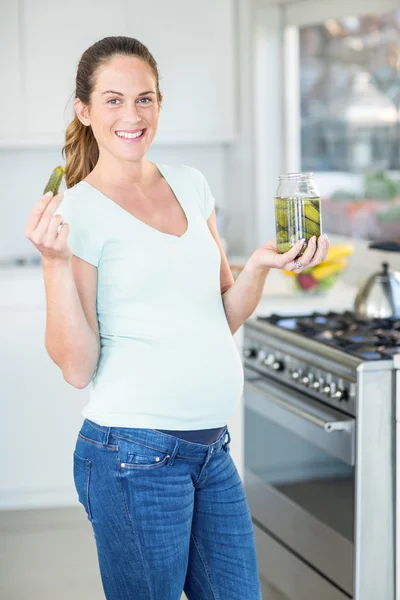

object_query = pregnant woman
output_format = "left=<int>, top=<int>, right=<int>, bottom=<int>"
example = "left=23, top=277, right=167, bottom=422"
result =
left=24, top=36, right=329, bottom=600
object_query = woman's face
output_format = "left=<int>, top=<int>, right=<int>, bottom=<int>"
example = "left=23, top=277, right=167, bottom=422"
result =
left=75, top=54, right=161, bottom=160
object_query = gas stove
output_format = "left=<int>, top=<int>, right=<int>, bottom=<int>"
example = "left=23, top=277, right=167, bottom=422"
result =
left=244, top=310, right=397, bottom=418
left=257, top=311, right=400, bottom=360
left=243, top=309, right=397, bottom=600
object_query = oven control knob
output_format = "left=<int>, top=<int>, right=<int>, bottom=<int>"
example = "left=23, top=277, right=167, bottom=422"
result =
left=301, top=373, right=313, bottom=385
left=312, top=379, right=322, bottom=390
left=243, top=348, right=258, bottom=359
left=323, top=384, right=332, bottom=395
left=263, top=353, right=276, bottom=367
left=333, top=388, right=348, bottom=402
left=272, top=360, right=284, bottom=371
left=291, top=369, right=301, bottom=380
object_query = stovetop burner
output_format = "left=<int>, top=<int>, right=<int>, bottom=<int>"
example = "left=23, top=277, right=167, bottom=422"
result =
left=256, top=311, right=400, bottom=360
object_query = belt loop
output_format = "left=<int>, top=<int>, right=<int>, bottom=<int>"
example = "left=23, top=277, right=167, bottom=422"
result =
left=166, top=439, right=179, bottom=467
left=103, top=427, right=112, bottom=447
left=225, top=429, right=231, bottom=445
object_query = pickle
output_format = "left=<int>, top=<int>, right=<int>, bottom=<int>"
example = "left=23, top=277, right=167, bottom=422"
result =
left=277, top=242, right=293, bottom=254
left=303, top=202, right=320, bottom=224
left=277, top=230, right=289, bottom=244
left=275, top=209, right=288, bottom=228
left=43, top=165, right=65, bottom=195
left=275, top=196, right=321, bottom=256
left=302, top=216, right=321, bottom=237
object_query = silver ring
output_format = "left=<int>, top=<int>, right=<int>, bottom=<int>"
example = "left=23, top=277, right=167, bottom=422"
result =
left=294, top=260, right=304, bottom=270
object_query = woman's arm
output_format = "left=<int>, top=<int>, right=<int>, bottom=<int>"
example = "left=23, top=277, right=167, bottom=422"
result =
left=42, top=257, right=100, bottom=388
left=221, top=259, right=270, bottom=335
left=24, top=190, right=100, bottom=389
left=207, top=209, right=329, bottom=335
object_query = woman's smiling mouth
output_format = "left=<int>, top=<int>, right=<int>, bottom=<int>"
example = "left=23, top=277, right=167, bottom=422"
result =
left=115, top=129, right=146, bottom=142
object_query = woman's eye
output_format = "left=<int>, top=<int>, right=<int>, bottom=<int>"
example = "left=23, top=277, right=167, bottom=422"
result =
left=138, top=97, right=152, bottom=104
left=107, top=98, right=120, bottom=105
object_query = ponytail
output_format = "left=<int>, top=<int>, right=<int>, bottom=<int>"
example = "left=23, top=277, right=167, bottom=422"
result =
left=62, top=116, right=99, bottom=189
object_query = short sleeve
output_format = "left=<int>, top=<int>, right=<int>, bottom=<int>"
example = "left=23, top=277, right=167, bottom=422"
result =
left=54, top=190, right=103, bottom=267
left=202, top=174, right=216, bottom=220
left=186, top=166, right=216, bottom=220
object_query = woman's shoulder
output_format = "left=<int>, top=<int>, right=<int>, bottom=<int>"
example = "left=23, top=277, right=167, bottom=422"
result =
left=55, top=181, right=101, bottom=226
left=157, top=163, right=214, bottom=220
left=60, top=180, right=101, bottom=211
left=157, top=162, right=207, bottom=190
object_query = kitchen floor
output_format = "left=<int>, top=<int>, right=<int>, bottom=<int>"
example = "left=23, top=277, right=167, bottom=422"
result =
left=0, top=507, right=287, bottom=599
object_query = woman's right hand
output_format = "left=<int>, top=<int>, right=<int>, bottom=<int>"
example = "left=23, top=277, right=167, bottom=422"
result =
left=24, top=191, right=72, bottom=265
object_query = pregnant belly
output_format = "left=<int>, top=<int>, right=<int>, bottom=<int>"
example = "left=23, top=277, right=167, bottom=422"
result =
left=92, top=332, right=244, bottom=424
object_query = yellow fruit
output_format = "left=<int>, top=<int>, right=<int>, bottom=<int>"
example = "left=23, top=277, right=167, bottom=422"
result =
left=282, top=269, right=297, bottom=277
left=326, top=244, right=354, bottom=261
left=312, top=259, right=348, bottom=281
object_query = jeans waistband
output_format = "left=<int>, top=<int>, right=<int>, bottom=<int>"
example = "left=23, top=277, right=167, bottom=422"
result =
left=80, top=418, right=231, bottom=459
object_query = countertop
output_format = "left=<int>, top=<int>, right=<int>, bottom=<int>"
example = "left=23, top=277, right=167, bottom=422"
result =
left=1, top=260, right=359, bottom=315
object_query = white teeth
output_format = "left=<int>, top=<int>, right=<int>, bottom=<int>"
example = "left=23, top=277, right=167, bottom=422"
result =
left=116, top=130, right=144, bottom=139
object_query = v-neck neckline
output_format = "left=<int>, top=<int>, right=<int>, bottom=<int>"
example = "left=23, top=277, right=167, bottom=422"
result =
left=78, top=163, right=190, bottom=241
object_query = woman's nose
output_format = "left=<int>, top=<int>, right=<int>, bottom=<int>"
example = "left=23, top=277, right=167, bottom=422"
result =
left=124, top=102, right=141, bottom=123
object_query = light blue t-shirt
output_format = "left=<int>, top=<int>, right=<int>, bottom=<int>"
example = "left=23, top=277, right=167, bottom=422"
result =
left=55, top=163, right=244, bottom=429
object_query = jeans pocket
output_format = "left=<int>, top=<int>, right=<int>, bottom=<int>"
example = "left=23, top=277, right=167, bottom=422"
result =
left=119, top=440, right=171, bottom=470
left=73, top=451, right=93, bottom=521
left=222, top=441, right=231, bottom=455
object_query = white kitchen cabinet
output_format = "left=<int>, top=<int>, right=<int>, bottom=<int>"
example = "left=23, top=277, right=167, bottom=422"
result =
left=124, top=0, right=237, bottom=143
left=1, top=0, right=236, bottom=147
left=0, top=1, right=22, bottom=141
left=21, top=0, right=130, bottom=146
left=0, top=302, right=87, bottom=510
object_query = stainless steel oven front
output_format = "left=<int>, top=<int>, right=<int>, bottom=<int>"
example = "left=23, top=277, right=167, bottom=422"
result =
left=244, top=366, right=354, bottom=599
left=243, top=319, right=395, bottom=600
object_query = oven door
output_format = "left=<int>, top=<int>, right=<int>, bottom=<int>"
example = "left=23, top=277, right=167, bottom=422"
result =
left=244, top=367, right=355, bottom=597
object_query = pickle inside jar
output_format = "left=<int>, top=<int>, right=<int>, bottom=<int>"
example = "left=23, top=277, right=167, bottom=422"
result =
left=275, top=197, right=321, bottom=256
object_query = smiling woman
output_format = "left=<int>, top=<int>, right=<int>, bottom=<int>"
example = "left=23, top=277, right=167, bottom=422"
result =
left=26, top=34, right=267, bottom=600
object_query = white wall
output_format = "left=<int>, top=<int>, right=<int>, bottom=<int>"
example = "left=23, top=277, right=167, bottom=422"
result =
left=0, top=0, right=254, bottom=510
left=1, top=144, right=228, bottom=262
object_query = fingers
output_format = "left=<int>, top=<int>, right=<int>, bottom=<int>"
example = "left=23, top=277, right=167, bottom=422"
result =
left=298, top=235, right=317, bottom=265
left=306, top=234, right=330, bottom=269
left=53, top=221, right=70, bottom=249
left=24, top=191, right=54, bottom=237
left=283, top=234, right=329, bottom=273
left=27, top=192, right=64, bottom=242
left=275, top=238, right=305, bottom=268
left=43, top=214, right=65, bottom=247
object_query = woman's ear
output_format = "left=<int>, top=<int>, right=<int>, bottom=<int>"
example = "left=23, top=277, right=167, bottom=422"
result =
left=74, top=97, right=91, bottom=127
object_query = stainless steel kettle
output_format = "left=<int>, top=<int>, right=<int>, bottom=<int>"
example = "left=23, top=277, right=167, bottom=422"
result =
left=354, top=262, right=400, bottom=319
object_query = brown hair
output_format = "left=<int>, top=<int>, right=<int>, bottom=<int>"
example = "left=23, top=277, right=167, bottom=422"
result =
left=62, top=36, right=162, bottom=189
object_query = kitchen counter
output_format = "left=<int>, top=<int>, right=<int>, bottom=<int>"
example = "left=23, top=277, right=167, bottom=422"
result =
left=1, top=261, right=359, bottom=314
left=228, top=254, right=359, bottom=317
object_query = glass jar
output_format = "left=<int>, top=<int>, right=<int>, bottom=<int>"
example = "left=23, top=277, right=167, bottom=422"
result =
left=275, top=173, right=322, bottom=256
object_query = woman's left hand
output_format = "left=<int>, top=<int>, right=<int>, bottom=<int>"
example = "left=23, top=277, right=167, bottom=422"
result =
left=249, top=234, right=330, bottom=273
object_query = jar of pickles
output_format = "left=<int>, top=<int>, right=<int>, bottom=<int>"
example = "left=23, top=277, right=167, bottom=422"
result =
left=275, top=173, right=322, bottom=257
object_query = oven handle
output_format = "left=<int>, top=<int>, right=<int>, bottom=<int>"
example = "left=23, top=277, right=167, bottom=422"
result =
left=245, top=378, right=354, bottom=434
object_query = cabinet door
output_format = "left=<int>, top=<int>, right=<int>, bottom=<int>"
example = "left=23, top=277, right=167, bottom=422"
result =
left=22, top=0, right=130, bottom=144
left=125, top=0, right=236, bottom=143
left=0, top=307, right=88, bottom=509
left=0, top=1, right=22, bottom=143
left=19, top=0, right=236, bottom=146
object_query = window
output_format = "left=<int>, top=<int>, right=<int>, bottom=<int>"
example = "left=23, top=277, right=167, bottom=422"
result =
left=298, top=9, right=400, bottom=240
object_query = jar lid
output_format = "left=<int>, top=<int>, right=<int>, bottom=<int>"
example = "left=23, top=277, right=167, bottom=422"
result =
left=279, top=172, right=314, bottom=181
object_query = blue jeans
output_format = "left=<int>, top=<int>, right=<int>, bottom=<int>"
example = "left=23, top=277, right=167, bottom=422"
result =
left=73, top=418, right=262, bottom=600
